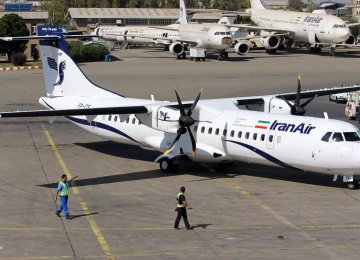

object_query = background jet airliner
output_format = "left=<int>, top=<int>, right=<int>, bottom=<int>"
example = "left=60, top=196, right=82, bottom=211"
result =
left=229, top=0, right=359, bottom=55
left=1, top=25, right=360, bottom=190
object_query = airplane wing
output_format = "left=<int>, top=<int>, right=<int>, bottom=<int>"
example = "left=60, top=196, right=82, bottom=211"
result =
left=279, top=85, right=360, bottom=100
left=104, top=33, right=197, bottom=45
left=0, top=106, right=149, bottom=118
left=236, top=85, right=360, bottom=105
left=225, top=24, right=295, bottom=35
left=347, top=23, right=360, bottom=28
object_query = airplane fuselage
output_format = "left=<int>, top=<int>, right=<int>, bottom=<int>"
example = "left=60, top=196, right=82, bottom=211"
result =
left=40, top=96, right=360, bottom=176
left=251, top=9, right=351, bottom=44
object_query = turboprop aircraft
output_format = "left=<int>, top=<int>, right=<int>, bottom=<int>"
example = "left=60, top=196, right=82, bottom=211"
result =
left=229, top=0, right=359, bottom=55
left=1, top=25, right=360, bottom=190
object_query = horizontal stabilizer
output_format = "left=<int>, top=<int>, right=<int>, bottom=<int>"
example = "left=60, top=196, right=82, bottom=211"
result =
left=0, top=106, right=149, bottom=118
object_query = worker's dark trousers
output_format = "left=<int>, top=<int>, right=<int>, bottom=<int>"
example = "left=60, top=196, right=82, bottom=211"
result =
left=174, top=207, right=190, bottom=228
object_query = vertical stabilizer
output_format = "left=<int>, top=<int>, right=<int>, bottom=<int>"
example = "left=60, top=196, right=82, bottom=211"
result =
left=250, top=0, right=267, bottom=9
left=179, top=0, right=188, bottom=24
left=37, top=25, right=120, bottom=98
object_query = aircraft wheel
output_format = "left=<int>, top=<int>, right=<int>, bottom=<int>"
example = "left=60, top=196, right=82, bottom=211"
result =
left=347, top=182, right=359, bottom=190
left=160, top=158, right=179, bottom=173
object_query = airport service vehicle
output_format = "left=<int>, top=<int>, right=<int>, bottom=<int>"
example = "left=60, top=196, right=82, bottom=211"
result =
left=189, top=48, right=206, bottom=61
left=1, top=25, right=360, bottom=190
left=228, top=0, right=359, bottom=55
left=329, top=92, right=349, bottom=103
left=345, top=91, right=360, bottom=119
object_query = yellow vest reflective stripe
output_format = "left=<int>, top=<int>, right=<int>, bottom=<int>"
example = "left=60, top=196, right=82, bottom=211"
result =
left=59, top=181, right=69, bottom=196
left=177, top=192, right=185, bottom=208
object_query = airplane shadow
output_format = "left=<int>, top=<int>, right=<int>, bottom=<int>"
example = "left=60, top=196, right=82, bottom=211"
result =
left=37, top=147, right=345, bottom=189
left=75, top=141, right=161, bottom=162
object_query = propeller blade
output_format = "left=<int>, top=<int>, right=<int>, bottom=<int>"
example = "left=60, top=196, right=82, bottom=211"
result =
left=188, top=88, right=203, bottom=116
left=187, top=126, right=196, bottom=156
left=173, top=88, right=186, bottom=116
left=301, top=95, right=318, bottom=108
left=295, top=73, right=301, bottom=106
left=164, top=127, right=183, bottom=154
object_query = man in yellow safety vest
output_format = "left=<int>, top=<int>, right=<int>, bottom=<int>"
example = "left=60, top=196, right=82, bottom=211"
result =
left=174, top=186, right=193, bottom=230
left=54, top=174, right=78, bottom=219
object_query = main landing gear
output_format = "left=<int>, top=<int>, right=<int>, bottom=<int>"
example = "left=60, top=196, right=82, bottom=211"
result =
left=310, top=44, right=322, bottom=54
left=338, top=175, right=360, bottom=190
left=217, top=50, right=228, bottom=61
left=159, top=157, right=180, bottom=173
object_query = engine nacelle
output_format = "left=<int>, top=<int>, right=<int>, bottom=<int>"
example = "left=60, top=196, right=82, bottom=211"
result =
left=234, top=41, right=250, bottom=55
left=260, top=35, right=281, bottom=49
left=169, top=42, right=184, bottom=55
left=345, top=34, right=357, bottom=45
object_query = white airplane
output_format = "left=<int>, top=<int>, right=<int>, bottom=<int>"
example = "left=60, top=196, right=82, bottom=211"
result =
left=123, top=0, right=252, bottom=59
left=94, top=0, right=251, bottom=59
left=1, top=25, right=360, bottom=190
left=229, top=0, right=359, bottom=55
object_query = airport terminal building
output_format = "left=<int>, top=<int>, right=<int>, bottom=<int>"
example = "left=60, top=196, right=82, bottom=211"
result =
left=68, top=8, right=224, bottom=31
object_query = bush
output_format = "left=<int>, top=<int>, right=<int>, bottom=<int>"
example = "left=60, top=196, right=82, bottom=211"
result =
left=67, top=41, right=108, bottom=63
left=10, top=53, right=27, bottom=66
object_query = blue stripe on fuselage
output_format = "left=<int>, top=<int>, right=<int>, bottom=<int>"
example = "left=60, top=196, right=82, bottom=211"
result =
left=65, top=116, right=140, bottom=144
left=226, top=140, right=298, bottom=170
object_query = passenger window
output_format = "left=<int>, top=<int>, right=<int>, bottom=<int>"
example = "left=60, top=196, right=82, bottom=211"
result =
left=245, top=132, right=250, bottom=139
left=269, top=135, right=273, bottom=142
left=321, top=132, right=332, bottom=142
left=223, top=129, right=227, bottom=136
left=108, top=115, right=112, bottom=121
left=194, top=125, right=198, bottom=132
left=261, top=134, right=265, bottom=141
left=230, top=130, right=234, bottom=137
left=343, top=132, right=360, bottom=142
left=114, top=116, right=118, bottom=122
left=277, top=136, right=281, bottom=143
left=201, top=127, right=205, bottom=133
left=132, top=118, right=136, bottom=124
left=208, top=127, right=213, bottom=134
left=253, top=133, right=257, bottom=140
left=332, top=132, right=344, bottom=142
left=215, top=128, right=220, bottom=135
left=126, top=118, right=130, bottom=123
left=238, top=131, right=242, bottom=138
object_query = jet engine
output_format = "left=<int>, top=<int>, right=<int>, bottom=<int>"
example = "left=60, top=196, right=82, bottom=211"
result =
left=260, top=35, right=281, bottom=49
left=345, top=34, right=357, bottom=45
left=234, top=41, right=250, bottom=55
left=169, top=42, right=184, bottom=56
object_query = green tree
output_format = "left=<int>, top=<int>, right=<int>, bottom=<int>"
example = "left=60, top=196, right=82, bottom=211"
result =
left=0, top=14, right=30, bottom=58
left=40, top=0, right=68, bottom=26
left=127, top=0, right=144, bottom=7
left=288, top=0, right=304, bottom=12
left=164, top=0, right=178, bottom=8
left=238, top=0, right=250, bottom=11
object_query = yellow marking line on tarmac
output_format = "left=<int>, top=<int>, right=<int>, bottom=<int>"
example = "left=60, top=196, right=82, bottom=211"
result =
left=43, top=128, right=115, bottom=260
left=222, top=178, right=299, bottom=229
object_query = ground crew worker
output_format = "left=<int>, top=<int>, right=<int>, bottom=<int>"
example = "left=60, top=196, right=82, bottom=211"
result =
left=174, top=186, right=193, bottom=230
left=54, top=174, right=78, bottom=219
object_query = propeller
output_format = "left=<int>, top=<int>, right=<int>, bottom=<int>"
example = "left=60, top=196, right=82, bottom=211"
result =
left=280, top=74, right=317, bottom=116
left=165, top=88, right=203, bottom=156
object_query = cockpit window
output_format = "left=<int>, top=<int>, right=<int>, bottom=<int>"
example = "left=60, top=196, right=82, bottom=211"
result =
left=332, top=132, right=344, bottom=142
left=220, top=32, right=226, bottom=35
left=343, top=132, right=360, bottom=142
left=333, top=24, right=346, bottom=28
left=321, top=132, right=332, bottom=142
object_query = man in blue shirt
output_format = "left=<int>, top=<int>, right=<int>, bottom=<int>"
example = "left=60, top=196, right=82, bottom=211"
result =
left=54, top=174, right=78, bottom=219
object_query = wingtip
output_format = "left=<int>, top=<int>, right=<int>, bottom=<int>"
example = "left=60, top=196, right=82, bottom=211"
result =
left=192, top=151, right=196, bottom=157
left=298, top=73, right=301, bottom=81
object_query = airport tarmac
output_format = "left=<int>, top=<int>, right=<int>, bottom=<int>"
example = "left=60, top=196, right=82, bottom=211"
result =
left=0, top=48, right=360, bottom=259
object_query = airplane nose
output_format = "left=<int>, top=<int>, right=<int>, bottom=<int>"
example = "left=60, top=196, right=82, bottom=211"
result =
left=221, top=37, right=233, bottom=46
left=336, top=29, right=350, bottom=42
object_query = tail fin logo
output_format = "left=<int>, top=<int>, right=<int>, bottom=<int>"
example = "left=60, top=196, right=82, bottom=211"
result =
left=47, top=57, right=66, bottom=86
